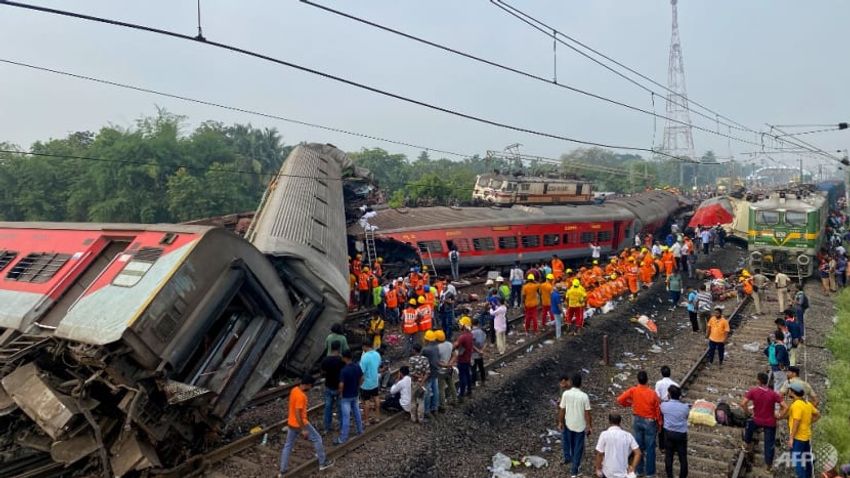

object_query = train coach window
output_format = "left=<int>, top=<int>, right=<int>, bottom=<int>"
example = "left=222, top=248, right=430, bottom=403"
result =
left=521, top=235, right=540, bottom=248
left=446, top=239, right=470, bottom=252
left=113, top=247, right=164, bottom=287
left=7, top=252, right=71, bottom=283
left=520, top=183, right=531, bottom=191
left=580, top=232, right=594, bottom=244
left=755, top=211, right=779, bottom=226
left=417, top=241, right=443, bottom=254
left=562, top=234, right=572, bottom=244
left=473, top=237, right=495, bottom=251
left=785, top=211, right=807, bottom=227
left=597, top=231, right=612, bottom=242
left=543, top=234, right=560, bottom=247
left=498, top=236, right=518, bottom=249
left=0, top=250, right=17, bottom=272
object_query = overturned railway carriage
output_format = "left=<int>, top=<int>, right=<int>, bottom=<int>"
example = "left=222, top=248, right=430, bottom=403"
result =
left=0, top=224, right=296, bottom=475
left=352, top=190, right=686, bottom=268
left=748, top=191, right=828, bottom=278
left=246, top=143, right=351, bottom=375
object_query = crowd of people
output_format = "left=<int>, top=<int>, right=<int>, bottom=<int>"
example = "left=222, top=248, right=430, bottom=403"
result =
left=279, top=216, right=834, bottom=478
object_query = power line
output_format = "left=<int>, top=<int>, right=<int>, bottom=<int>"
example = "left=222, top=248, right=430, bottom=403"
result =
left=491, top=0, right=843, bottom=163
left=491, top=0, right=754, bottom=134
left=0, top=0, right=687, bottom=161
left=299, top=0, right=762, bottom=149
left=0, top=58, right=472, bottom=159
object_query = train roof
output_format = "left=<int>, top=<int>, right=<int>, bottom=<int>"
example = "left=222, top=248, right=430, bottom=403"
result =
left=352, top=190, right=681, bottom=234
left=750, top=193, right=826, bottom=212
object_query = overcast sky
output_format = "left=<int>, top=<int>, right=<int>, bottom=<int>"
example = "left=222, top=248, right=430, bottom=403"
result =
left=1, top=1, right=848, bottom=172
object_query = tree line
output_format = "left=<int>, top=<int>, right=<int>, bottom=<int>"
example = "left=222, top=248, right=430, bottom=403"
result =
left=0, top=110, right=759, bottom=223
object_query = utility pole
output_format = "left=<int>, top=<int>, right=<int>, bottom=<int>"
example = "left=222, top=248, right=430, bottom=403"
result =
left=799, top=158, right=803, bottom=183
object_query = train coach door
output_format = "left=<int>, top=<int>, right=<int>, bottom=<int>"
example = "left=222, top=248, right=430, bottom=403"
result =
left=612, top=222, right=622, bottom=249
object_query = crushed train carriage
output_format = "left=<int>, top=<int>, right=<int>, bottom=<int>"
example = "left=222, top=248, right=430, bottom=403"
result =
left=0, top=143, right=357, bottom=475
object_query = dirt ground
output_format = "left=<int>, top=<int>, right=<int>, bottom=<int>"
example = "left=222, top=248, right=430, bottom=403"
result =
left=311, top=244, right=755, bottom=478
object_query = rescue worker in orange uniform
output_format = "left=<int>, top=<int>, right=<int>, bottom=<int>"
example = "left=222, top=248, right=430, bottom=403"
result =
left=551, top=254, right=565, bottom=280
left=402, top=299, right=419, bottom=355
left=591, top=260, right=604, bottom=282
left=352, top=254, right=363, bottom=276
left=421, top=266, right=431, bottom=286
left=358, top=267, right=372, bottom=309
left=639, top=251, right=655, bottom=285
left=373, top=257, right=383, bottom=278
left=661, top=246, right=676, bottom=277
left=416, top=295, right=433, bottom=333
left=521, top=274, right=541, bottom=334
left=423, top=285, right=436, bottom=307
left=409, top=268, right=421, bottom=290
left=385, top=283, right=399, bottom=325
left=540, top=273, right=555, bottom=326
left=348, top=271, right=357, bottom=309
left=605, top=257, right=618, bottom=276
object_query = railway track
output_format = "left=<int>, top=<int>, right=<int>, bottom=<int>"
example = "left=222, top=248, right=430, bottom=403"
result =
left=151, top=311, right=551, bottom=477
left=670, top=293, right=803, bottom=478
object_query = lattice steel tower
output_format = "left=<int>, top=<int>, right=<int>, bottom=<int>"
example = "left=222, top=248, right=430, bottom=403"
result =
left=661, top=0, right=696, bottom=162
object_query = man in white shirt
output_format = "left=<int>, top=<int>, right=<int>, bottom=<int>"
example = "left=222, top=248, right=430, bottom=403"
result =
left=590, top=242, right=601, bottom=260
left=380, top=366, right=411, bottom=413
left=558, top=373, right=593, bottom=477
left=634, top=233, right=641, bottom=248
left=654, top=365, right=679, bottom=401
left=595, top=413, right=641, bottom=478
left=670, top=242, right=682, bottom=271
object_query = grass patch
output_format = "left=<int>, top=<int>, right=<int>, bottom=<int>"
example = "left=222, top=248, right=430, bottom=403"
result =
left=818, top=288, right=850, bottom=462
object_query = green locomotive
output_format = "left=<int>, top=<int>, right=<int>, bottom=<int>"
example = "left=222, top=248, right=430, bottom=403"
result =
left=747, top=190, right=827, bottom=278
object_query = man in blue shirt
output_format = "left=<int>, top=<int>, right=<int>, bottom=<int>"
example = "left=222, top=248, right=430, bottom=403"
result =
left=685, top=286, right=698, bottom=332
left=551, top=285, right=564, bottom=339
left=335, top=350, right=364, bottom=445
left=359, top=343, right=381, bottom=425
left=660, top=385, right=690, bottom=478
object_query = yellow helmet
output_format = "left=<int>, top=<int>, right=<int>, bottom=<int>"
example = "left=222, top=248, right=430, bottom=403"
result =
left=546, top=273, right=555, bottom=280
left=593, top=260, right=598, bottom=265
left=409, top=298, right=417, bottom=306
left=572, top=279, right=581, bottom=287
left=417, top=296, right=425, bottom=304
left=610, top=273, right=618, bottom=279
left=424, top=330, right=436, bottom=342
left=742, top=269, right=751, bottom=277
left=362, top=266, right=370, bottom=272
left=661, top=246, right=668, bottom=251
left=527, top=274, right=535, bottom=280
left=377, top=257, right=383, bottom=263
left=435, top=329, right=446, bottom=342
left=610, top=257, right=617, bottom=262
left=459, top=316, right=472, bottom=328
left=641, top=248, right=648, bottom=253
left=422, top=265, right=429, bottom=271
left=357, top=254, right=362, bottom=258
left=566, top=268, right=573, bottom=274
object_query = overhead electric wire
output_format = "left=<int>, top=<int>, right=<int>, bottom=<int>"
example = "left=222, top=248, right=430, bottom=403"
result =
left=490, top=0, right=843, bottom=162
left=299, top=0, right=762, bottom=149
left=0, top=58, right=472, bottom=160
left=0, top=0, right=689, bottom=161
left=491, top=0, right=754, bottom=134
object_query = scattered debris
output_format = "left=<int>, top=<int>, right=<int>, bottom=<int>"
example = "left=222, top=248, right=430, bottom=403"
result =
left=742, top=341, right=761, bottom=353
left=521, top=455, right=548, bottom=468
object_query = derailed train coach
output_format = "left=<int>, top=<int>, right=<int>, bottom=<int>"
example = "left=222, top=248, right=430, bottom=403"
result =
left=0, top=224, right=297, bottom=475
left=0, top=144, right=356, bottom=475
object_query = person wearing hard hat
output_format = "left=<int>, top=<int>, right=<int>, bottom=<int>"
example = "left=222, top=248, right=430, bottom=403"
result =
left=540, top=273, right=555, bottom=326
left=421, top=330, right=441, bottom=417
left=522, top=274, right=541, bottom=334
left=416, top=296, right=433, bottom=335
left=566, top=279, right=587, bottom=336
left=384, top=283, right=399, bottom=326
left=368, top=312, right=385, bottom=350
left=454, top=316, right=474, bottom=400
left=402, top=299, right=420, bottom=356
left=357, top=266, right=372, bottom=309
left=351, top=254, right=362, bottom=276
left=373, top=257, right=383, bottom=278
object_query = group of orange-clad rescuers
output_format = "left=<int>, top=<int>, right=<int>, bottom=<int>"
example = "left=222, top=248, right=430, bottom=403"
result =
left=344, top=241, right=683, bottom=352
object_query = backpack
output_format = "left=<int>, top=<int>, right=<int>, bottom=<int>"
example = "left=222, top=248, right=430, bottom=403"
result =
left=767, top=344, right=778, bottom=366
left=449, top=250, right=459, bottom=262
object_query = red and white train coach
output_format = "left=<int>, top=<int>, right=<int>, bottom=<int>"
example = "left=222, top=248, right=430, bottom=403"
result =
left=353, top=190, right=687, bottom=268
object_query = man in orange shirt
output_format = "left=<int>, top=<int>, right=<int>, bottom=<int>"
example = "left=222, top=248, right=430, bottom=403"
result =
left=551, top=254, right=565, bottom=280
left=279, top=375, right=333, bottom=474
left=706, top=307, right=730, bottom=367
left=540, top=274, right=555, bottom=326
left=617, top=370, right=661, bottom=478
left=521, top=274, right=540, bottom=334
